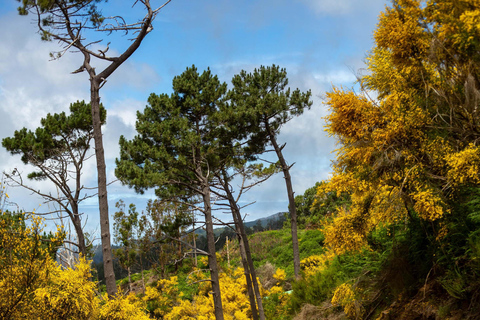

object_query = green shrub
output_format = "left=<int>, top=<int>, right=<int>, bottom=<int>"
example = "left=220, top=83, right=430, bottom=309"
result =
left=289, top=258, right=347, bottom=314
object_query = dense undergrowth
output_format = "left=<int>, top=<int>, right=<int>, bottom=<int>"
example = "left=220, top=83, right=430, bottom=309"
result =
left=2, top=203, right=480, bottom=319
left=106, top=200, right=480, bottom=319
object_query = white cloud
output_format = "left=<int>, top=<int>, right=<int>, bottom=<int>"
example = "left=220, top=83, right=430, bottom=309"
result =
left=313, top=69, right=357, bottom=86
left=106, top=60, right=161, bottom=93
left=107, top=98, right=145, bottom=128
left=0, top=13, right=160, bottom=236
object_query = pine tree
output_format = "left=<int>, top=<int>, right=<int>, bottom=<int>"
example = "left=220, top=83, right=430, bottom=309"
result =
left=228, top=65, right=312, bottom=278
left=2, top=101, right=105, bottom=257
left=116, top=65, right=230, bottom=319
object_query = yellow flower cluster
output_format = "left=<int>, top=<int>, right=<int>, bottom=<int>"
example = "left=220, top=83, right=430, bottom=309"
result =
left=323, top=212, right=368, bottom=255
left=0, top=212, right=64, bottom=319
left=34, top=257, right=98, bottom=319
left=0, top=210, right=154, bottom=320
left=143, top=276, right=180, bottom=318
left=99, top=290, right=150, bottom=320
left=162, top=267, right=257, bottom=320
left=445, top=144, right=480, bottom=186
left=300, top=252, right=335, bottom=277
left=331, top=283, right=364, bottom=319
left=412, top=189, right=447, bottom=221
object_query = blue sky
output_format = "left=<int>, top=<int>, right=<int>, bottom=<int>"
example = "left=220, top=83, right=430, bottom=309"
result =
left=0, top=0, right=388, bottom=242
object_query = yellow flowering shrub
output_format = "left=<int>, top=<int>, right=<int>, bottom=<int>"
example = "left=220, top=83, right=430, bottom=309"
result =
left=273, top=268, right=286, bottom=282
left=143, top=276, right=179, bottom=318
left=33, top=256, right=98, bottom=319
left=318, top=0, right=480, bottom=256
left=322, top=207, right=369, bottom=255
left=303, top=251, right=336, bottom=275
left=412, top=189, right=447, bottom=221
left=331, top=283, right=364, bottom=319
left=0, top=212, right=64, bottom=319
left=159, top=266, right=256, bottom=319
left=99, top=290, right=150, bottom=320
left=446, top=144, right=480, bottom=186
left=164, top=299, right=198, bottom=320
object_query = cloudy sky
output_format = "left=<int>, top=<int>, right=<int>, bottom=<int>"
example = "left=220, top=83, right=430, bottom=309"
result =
left=0, top=0, right=388, bottom=241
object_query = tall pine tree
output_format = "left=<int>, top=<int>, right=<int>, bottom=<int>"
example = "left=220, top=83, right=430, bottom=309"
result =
left=116, top=65, right=229, bottom=319
left=228, top=65, right=312, bottom=278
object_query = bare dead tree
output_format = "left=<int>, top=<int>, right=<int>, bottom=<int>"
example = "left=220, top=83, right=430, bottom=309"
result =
left=18, top=0, right=172, bottom=297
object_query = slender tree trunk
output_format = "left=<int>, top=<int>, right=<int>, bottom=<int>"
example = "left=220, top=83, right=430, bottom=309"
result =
left=233, top=205, right=266, bottom=319
left=202, top=180, right=224, bottom=320
left=141, top=256, right=145, bottom=291
left=222, top=170, right=265, bottom=320
left=266, top=124, right=301, bottom=279
left=71, top=214, right=87, bottom=257
left=238, top=237, right=259, bottom=320
left=193, top=221, right=198, bottom=268
left=226, top=236, right=230, bottom=267
left=90, top=78, right=117, bottom=296
left=128, top=266, right=132, bottom=292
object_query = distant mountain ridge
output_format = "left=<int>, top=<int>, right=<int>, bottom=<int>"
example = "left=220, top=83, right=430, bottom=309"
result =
left=243, top=211, right=286, bottom=228
left=195, top=211, right=287, bottom=236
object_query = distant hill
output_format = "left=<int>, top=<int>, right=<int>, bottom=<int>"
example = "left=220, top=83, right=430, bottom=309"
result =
left=194, top=211, right=287, bottom=236
left=244, top=212, right=286, bottom=229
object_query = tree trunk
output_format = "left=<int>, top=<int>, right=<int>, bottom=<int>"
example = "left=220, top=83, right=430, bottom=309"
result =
left=193, top=221, right=198, bottom=268
left=238, top=237, right=259, bottom=320
left=202, top=180, right=224, bottom=320
left=266, top=124, right=301, bottom=279
left=71, top=213, right=87, bottom=257
left=233, top=205, right=266, bottom=319
left=90, top=78, right=117, bottom=297
left=141, top=256, right=145, bottom=291
left=222, top=170, right=265, bottom=320
left=128, top=266, right=132, bottom=292
left=232, top=212, right=261, bottom=320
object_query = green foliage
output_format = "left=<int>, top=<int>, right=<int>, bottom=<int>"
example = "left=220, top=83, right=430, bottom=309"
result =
left=244, top=229, right=325, bottom=277
left=227, top=64, right=312, bottom=157
left=2, top=100, right=105, bottom=167
left=289, top=258, right=348, bottom=313
left=142, top=199, right=194, bottom=276
left=295, top=181, right=351, bottom=228
left=115, top=65, right=229, bottom=198
left=113, top=200, right=139, bottom=273
left=176, top=271, right=200, bottom=301
left=288, top=249, right=383, bottom=315
left=294, top=182, right=321, bottom=228
left=17, top=0, right=105, bottom=30
left=433, top=187, right=480, bottom=301
left=263, top=292, right=291, bottom=320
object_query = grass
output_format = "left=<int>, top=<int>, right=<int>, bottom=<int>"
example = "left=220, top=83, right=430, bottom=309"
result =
left=228, top=228, right=325, bottom=278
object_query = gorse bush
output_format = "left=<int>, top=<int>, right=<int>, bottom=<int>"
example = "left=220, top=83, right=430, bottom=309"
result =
left=0, top=212, right=65, bottom=319
left=0, top=211, right=158, bottom=320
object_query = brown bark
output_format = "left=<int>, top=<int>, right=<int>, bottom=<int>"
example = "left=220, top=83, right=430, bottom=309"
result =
left=233, top=206, right=266, bottom=319
left=128, top=266, right=132, bottom=292
left=238, top=239, right=258, bottom=320
left=202, top=180, right=224, bottom=320
left=222, top=170, right=265, bottom=320
left=90, top=77, right=117, bottom=296
left=71, top=214, right=87, bottom=257
left=265, top=122, right=301, bottom=279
